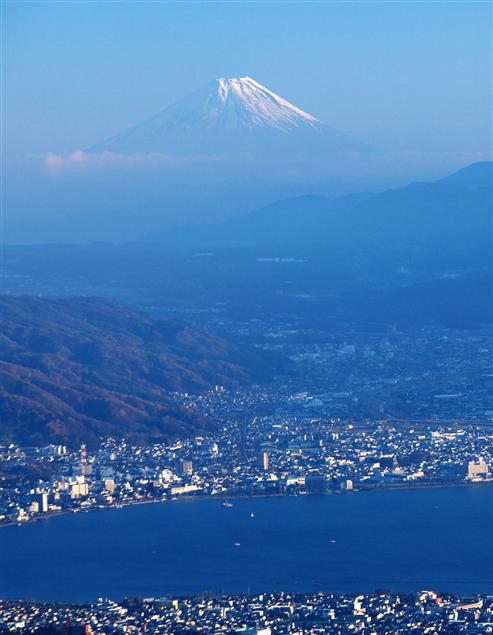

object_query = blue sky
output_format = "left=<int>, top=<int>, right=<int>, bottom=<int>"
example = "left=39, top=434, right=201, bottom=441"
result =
left=3, top=0, right=492, bottom=157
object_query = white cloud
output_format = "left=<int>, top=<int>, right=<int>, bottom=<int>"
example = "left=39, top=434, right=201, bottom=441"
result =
left=42, top=150, right=222, bottom=174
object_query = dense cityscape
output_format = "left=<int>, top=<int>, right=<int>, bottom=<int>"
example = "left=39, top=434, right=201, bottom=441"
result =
left=1, top=405, right=491, bottom=526
left=1, top=590, right=492, bottom=633
left=192, top=320, right=493, bottom=423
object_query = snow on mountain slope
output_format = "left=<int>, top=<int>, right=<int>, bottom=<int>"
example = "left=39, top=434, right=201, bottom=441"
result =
left=200, top=76, right=321, bottom=132
left=93, top=76, right=363, bottom=155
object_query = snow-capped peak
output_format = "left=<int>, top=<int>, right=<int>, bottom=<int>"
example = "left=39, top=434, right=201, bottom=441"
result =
left=208, top=76, right=321, bottom=132
left=93, top=76, right=360, bottom=154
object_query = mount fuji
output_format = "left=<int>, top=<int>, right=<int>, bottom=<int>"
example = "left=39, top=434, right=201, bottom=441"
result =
left=5, top=78, right=388, bottom=243
left=93, top=76, right=366, bottom=156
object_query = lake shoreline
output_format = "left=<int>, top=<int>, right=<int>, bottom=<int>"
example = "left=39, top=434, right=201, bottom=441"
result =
left=2, top=479, right=490, bottom=530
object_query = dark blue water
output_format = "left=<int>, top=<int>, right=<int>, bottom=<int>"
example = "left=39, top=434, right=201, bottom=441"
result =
left=1, top=486, right=492, bottom=602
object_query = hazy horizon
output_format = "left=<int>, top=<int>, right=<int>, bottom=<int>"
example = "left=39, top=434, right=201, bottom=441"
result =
left=2, top=1, right=492, bottom=243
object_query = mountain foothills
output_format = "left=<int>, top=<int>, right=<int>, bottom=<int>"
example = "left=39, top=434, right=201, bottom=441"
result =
left=143, top=161, right=492, bottom=253
left=0, top=296, right=289, bottom=448
left=2, top=162, right=491, bottom=333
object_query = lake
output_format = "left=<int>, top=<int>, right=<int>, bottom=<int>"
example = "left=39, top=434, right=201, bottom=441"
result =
left=1, top=485, right=492, bottom=602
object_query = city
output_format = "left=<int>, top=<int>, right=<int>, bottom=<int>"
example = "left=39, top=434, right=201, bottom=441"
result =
left=1, top=590, right=492, bottom=633
left=1, top=409, right=491, bottom=526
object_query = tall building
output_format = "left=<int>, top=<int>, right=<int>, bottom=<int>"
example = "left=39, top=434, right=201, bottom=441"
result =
left=258, top=451, right=269, bottom=471
left=79, top=482, right=89, bottom=496
left=104, top=478, right=115, bottom=494
left=179, top=459, right=193, bottom=476
left=80, top=443, right=93, bottom=475
left=71, top=479, right=89, bottom=499
left=35, top=492, right=49, bottom=513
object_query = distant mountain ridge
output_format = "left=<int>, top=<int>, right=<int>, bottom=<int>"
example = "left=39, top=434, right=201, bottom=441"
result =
left=141, top=162, right=492, bottom=253
left=437, top=161, right=493, bottom=188
left=142, top=192, right=373, bottom=249
left=0, top=296, right=289, bottom=447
